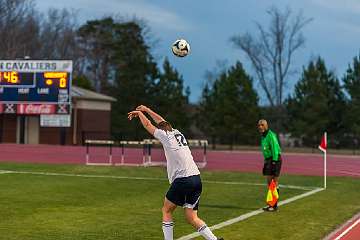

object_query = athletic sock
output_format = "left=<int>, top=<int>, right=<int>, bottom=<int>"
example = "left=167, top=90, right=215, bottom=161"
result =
left=162, top=221, right=174, bottom=240
left=198, top=224, right=217, bottom=240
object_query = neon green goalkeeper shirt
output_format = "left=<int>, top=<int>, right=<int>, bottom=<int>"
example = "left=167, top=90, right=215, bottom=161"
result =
left=260, top=129, right=282, bottom=162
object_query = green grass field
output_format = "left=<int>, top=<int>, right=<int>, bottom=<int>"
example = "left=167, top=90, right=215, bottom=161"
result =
left=0, top=162, right=359, bottom=240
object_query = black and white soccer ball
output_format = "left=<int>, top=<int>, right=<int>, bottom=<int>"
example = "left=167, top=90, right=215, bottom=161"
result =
left=171, top=39, right=190, bottom=57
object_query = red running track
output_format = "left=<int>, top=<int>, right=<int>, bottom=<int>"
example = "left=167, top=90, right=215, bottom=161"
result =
left=0, top=144, right=359, bottom=177
left=325, top=213, right=360, bottom=240
left=0, top=143, right=359, bottom=239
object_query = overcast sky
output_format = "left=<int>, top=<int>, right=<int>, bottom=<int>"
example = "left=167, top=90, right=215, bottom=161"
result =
left=35, top=0, right=360, bottom=103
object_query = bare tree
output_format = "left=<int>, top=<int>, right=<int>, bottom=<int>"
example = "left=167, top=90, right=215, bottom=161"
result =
left=231, top=6, right=312, bottom=106
left=39, top=8, right=79, bottom=58
left=0, top=0, right=41, bottom=59
left=39, top=8, right=83, bottom=74
left=0, top=1, right=82, bottom=70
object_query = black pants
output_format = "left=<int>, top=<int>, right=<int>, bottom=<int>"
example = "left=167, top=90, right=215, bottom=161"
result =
left=262, top=158, right=282, bottom=177
left=166, top=175, right=202, bottom=210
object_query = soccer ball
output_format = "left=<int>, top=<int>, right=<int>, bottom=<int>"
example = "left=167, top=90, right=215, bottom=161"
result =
left=171, top=39, right=190, bottom=57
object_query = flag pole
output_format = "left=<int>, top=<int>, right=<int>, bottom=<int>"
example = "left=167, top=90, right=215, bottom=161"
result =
left=324, top=132, right=327, bottom=189
left=319, top=132, right=327, bottom=189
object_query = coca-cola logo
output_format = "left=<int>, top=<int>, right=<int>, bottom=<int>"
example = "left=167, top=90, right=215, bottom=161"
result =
left=17, top=104, right=56, bottom=115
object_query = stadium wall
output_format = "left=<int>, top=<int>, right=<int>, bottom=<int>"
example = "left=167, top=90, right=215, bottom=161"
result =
left=0, top=86, right=115, bottom=145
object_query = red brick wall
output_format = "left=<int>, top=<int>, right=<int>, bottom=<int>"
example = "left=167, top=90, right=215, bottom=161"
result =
left=0, top=115, right=17, bottom=143
left=77, top=109, right=111, bottom=144
left=0, top=109, right=112, bottom=145
left=39, top=127, right=73, bottom=145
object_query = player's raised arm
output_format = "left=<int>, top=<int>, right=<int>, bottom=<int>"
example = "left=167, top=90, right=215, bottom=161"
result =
left=136, top=105, right=165, bottom=124
left=128, top=110, right=156, bottom=135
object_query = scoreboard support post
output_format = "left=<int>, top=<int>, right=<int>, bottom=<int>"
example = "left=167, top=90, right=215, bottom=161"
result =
left=19, top=115, right=25, bottom=144
left=60, top=127, right=66, bottom=145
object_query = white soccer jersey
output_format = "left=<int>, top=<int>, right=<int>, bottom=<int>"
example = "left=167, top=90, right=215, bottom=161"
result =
left=154, top=128, right=200, bottom=183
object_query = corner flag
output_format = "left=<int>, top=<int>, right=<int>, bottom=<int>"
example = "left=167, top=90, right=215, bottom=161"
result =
left=266, top=179, right=279, bottom=207
left=318, top=132, right=327, bottom=189
left=319, top=132, right=327, bottom=152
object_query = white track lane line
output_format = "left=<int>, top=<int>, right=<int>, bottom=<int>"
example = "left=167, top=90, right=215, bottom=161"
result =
left=334, top=218, right=360, bottom=240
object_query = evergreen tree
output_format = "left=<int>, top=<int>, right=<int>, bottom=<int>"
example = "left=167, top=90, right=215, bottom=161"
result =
left=197, top=83, right=217, bottom=141
left=198, top=62, right=260, bottom=145
left=110, top=21, right=159, bottom=140
left=72, top=75, right=94, bottom=91
left=77, top=17, right=116, bottom=94
left=77, top=18, right=159, bottom=140
left=151, top=58, right=190, bottom=133
left=286, top=57, right=346, bottom=147
left=343, top=55, right=360, bottom=146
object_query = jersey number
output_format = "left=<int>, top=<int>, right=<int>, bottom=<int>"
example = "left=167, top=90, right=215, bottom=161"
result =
left=175, top=134, right=188, bottom=147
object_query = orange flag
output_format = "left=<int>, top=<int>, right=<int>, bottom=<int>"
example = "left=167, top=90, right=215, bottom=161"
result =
left=266, top=179, right=279, bottom=207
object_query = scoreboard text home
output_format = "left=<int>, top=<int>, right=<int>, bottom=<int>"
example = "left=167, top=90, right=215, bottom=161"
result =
left=0, top=60, right=72, bottom=115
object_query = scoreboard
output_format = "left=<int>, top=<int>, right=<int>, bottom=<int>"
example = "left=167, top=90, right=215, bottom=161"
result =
left=0, top=60, right=72, bottom=115
left=0, top=60, right=72, bottom=103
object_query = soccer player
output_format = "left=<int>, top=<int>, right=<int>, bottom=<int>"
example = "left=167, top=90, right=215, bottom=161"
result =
left=128, top=105, right=223, bottom=240
left=257, top=119, right=282, bottom=212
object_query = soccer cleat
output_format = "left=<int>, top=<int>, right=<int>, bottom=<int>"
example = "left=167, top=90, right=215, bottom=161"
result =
left=217, top=238, right=224, bottom=240
left=262, top=205, right=270, bottom=211
left=262, top=205, right=278, bottom=212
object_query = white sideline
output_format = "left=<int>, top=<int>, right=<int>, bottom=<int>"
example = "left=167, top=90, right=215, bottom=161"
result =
left=0, top=170, right=166, bottom=181
left=176, top=188, right=324, bottom=240
left=0, top=170, right=314, bottom=190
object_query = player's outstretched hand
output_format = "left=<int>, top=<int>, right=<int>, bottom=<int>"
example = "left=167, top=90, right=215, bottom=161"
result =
left=128, top=111, right=141, bottom=120
left=136, top=105, right=149, bottom=112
